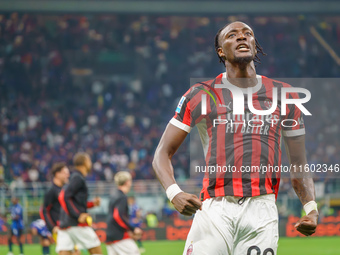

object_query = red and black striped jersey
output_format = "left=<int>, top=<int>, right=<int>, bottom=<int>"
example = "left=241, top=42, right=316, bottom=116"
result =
left=170, top=73, right=305, bottom=200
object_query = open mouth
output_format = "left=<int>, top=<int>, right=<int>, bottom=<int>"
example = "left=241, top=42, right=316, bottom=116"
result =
left=236, top=44, right=250, bottom=51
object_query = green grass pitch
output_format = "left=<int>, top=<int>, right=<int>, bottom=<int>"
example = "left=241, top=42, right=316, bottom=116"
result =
left=1, top=237, right=339, bottom=255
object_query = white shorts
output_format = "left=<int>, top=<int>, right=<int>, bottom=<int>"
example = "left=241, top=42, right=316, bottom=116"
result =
left=183, top=194, right=279, bottom=255
left=56, top=226, right=101, bottom=252
left=106, top=239, right=140, bottom=255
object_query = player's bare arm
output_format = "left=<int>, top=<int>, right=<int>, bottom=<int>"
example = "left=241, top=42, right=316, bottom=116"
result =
left=153, top=123, right=202, bottom=216
left=284, top=135, right=318, bottom=236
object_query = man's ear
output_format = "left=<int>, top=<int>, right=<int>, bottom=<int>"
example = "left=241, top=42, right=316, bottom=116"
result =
left=217, top=47, right=225, bottom=60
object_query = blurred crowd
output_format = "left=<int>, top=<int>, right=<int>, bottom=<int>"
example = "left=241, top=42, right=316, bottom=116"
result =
left=0, top=13, right=339, bottom=191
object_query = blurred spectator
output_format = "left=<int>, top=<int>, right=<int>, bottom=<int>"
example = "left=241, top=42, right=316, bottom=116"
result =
left=146, top=212, right=158, bottom=228
left=0, top=13, right=339, bottom=189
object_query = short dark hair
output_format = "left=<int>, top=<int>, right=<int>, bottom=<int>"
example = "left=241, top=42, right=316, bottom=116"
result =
left=51, top=162, right=67, bottom=177
left=73, top=152, right=90, bottom=167
left=214, top=23, right=266, bottom=66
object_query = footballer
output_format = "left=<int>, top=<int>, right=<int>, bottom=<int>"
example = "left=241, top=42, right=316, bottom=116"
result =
left=153, top=21, right=318, bottom=254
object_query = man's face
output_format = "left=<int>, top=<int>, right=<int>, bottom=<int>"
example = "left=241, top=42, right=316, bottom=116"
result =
left=126, top=179, right=132, bottom=193
left=84, top=156, right=92, bottom=174
left=56, top=167, right=70, bottom=185
left=12, top=198, right=18, bottom=205
left=218, top=22, right=256, bottom=65
left=128, top=196, right=135, bottom=205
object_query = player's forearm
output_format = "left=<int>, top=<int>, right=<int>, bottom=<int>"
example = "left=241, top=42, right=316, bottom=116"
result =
left=290, top=163, right=316, bottom=205
left=46, top=219, right=56, bottom=230
left=152, top=149, right=176, bottom=190
left=284, top=135, right=316, bottom=205
left=42, top=196, right=55, bottom=229
left=153, top=124, right=188, bottom=191
left=114, top=204, right=135, bottom=231
left=63, top=192, right=82, bottom=219
left=66, top=201, right=82, bottom=219
left=42, top=208, right=55, bottom=230
left=122, top=214, right=135, bottom=231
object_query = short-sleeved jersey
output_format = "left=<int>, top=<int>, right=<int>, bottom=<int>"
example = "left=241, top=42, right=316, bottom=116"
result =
left=31, top=219, right=51, bottom=238
left=10, top=203, right=24, bottom=229
left=170, top=73, right=305, bottom=200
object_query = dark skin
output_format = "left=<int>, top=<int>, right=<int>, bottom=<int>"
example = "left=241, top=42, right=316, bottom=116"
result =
left=152, top=124, right=202, bottom=216
left=284, top=135, right=318, bottom=236
left=153, top=21, right=317, bottom=235
left=217, top=22, right=257, bottom=88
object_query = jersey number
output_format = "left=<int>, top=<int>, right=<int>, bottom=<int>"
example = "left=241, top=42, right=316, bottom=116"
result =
left=247, top=246, right=274, bottom=255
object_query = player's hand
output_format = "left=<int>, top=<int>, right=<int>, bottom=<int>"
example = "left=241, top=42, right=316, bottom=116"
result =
left=294, top=210, right=318, bottom=236
left=127, top=230, right=134, bottom=238
left=171, top=192, right=202, bottom=216
left=132, top=227, right=143, bottom=240
left=78, top=213, right=90, bottom=223
left=52, top=226, right=59, bottom=234
left=93, top=197, right=101, bottom=207
left=134, top=227, right=143, bottom=236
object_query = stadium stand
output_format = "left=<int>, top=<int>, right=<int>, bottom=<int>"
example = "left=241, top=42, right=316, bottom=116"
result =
left=0, top=14, right=339, bottom=210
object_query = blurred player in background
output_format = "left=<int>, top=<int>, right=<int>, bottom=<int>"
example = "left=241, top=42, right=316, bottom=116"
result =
left=128, top=196, right=145, bottom=253
left=57, top=152, right=102, bottom=255
left=7, top=197, right=24, bottom=255
left=153, top=21, right=318, bottom=254
left=106, top=171, right=142, bottom=255
left=30, top=219, right=53, bottom=255
left=40, top=162, right=70, bottom=240
left=0, top=215, right=7, bottom=232
left=40, top=162, right=82, bottom=255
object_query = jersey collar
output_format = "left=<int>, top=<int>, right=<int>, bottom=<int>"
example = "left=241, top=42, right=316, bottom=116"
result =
left=215, top=72, right=263, bottom=94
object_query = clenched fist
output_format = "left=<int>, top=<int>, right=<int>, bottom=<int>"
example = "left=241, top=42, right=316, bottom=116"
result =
left=171, top=192, right=202, bottom=216
left=294, top=210, right=318, bottom=236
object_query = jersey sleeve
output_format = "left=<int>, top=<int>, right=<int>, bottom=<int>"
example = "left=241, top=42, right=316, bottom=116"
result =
left=282, top=91, right=305, bottom=137
left=59, top=175, right=84, bottom=219
left=87, top=201, right=95, bottom=208
left=112, top=197, right=134, bottom=231
left=170, top=87, right=203, bottom=133
left=41, top=188, right=56, bottom=231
